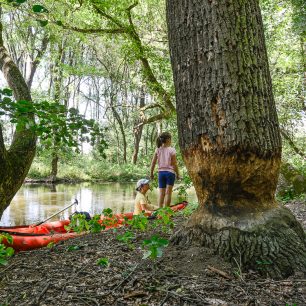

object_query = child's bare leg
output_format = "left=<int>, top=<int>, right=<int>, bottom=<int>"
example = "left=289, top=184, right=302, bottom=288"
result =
left=159, top=188, right=166, bottom=208
left=164, top=185, right=174, bottom=207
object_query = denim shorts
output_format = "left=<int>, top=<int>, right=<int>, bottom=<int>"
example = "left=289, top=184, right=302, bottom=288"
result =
left=158, top=171, right=176, bottom=188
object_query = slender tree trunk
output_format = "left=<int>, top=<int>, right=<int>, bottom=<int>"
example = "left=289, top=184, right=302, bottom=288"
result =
left=0, top=18, right=36, bottom=219
left=49, top=152, right=59, bottom=182
left=166, top=0, right=305, bottom=279
left=27, top=33, right=49, bottom=89
left=300, top=38, right=306, bottom=111
left=132, top=89, right=145, bottom=164
left=150, top=124, right=157, bottom=151
left=49, top=41, right=65, bottom=181
left=112, top=105, right=127, bottom=163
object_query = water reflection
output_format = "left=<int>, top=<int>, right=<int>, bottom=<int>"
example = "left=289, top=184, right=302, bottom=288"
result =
left=0, top=182, right=197, bottom=226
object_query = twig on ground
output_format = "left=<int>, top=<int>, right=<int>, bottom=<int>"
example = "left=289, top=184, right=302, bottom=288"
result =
left=113, top=263, right=140, bottom=291
left=159, top=291, right=169, bottom=306
left=208, top=265, right=233, bottom=280
left=75, top=295, right=100, bottom=306
left=0, top=261, right=18, bottom=275
left=35, top=281, right=50, bottom=304
left=157, top=288, right=202, bottom=303
left=192, top=289, right=210, bottom=304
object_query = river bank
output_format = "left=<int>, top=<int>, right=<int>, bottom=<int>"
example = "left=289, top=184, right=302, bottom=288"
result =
left=0, top=200, right=305, bottom=305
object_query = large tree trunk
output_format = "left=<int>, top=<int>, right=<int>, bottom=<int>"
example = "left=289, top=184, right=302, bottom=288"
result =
left=166, top=0, right=305, bottom=278
left=0, top=19, right=36, bottom=219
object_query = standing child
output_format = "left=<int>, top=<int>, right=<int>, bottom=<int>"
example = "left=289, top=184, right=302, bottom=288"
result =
left=150, top=132, right=180, bottom=208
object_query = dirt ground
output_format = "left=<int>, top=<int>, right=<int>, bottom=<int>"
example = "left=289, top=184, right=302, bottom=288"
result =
left=0, top=201, right=305, bottom=306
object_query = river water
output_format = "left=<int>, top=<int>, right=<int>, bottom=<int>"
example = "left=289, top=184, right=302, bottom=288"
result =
left=0, top=182, right=197, bottom=226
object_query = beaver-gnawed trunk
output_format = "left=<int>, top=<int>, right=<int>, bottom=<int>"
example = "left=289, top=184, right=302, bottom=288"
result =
left=166, top=0, right=305, bottom=278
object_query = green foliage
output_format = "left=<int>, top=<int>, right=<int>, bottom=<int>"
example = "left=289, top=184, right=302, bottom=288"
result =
left=97, top=257, right=109, bottom=267
left=142, top=235, right=169, bottom=260
left=0, top=234, right=15, bottom=266
left=6, top=0, right=27, bottom=6
left=67, top=245, right=83, bottom=251
left=101, top=208, right=120, bottom=229
left=47, top=241, right=55, bottom=249
left=178, top=201, right=198, bottom=217
left=152, top=207, right=175, bottom=232
left=65, top=213, right=90, bottom=233
left=88, top=162, right=148, bottom=182
left=116, top=230, right=135, bottom=249
left=32, top=4, right=49, bottom=13
left=0, top=90, right=107, bottom=154
left=102, top=208, right=113, bottom=218
left=260, top=0, right=305, bottom=162
left=126, top=212, right=148, bottom=231
left=65, top=208, right=126, bottom=235
left=174, top=173, right=193, bottom=201
left=88, top=215, right=106, bottom=233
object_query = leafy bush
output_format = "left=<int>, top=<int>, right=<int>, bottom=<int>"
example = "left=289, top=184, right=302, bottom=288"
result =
left=152, top=207, right=175, bottom=232
left=178, top=201, right=198, bottom=217
left=0, top=234, right=14, bottom=266
left=142, top=235, right=169, bottom=260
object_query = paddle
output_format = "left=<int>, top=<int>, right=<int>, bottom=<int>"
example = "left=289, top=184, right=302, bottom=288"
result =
left=33, top=199, right=78, bottom=227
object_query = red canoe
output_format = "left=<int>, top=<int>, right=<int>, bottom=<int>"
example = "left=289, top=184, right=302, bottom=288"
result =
left=0, top=202, right=188, bottom=251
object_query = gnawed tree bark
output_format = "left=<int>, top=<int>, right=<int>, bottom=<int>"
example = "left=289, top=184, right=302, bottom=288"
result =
left=0, top=18, right=36, bottom=219
left=166, top=0, right=305, bottom=278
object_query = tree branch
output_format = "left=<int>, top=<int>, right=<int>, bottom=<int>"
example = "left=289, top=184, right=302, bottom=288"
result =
left=137, top=111, right=170, bottom=128
left=280, top=128, right=306, bottom=160
left=92, top=4, right=125, bottom=29
left=140, top=102, right=165, bottom=112
left=27, top=32, right=49, bottom=89
left=56, top=2, right=176, bottom=125
left=55, top=22, right=127, bottom=34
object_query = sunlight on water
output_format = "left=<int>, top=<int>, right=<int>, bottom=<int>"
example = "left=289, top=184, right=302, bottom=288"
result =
left=0, top=182, right=197, bottom=226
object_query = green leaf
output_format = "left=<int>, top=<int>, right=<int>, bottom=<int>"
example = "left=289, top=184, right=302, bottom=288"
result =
left=47, top=242, right=55, bottom=249
left=0, top=258, right=8, bottom=266
left=67, top=245, right=81, bottom=251
left=97, top=257, right=109, bottom=267
left=142, top=250, right=151, bottom=259
left=5, top=247, right=14, bottom=257
left=37, top=19, right=48, bottom=27
left=32, top=4, right=48, bottom=13
left=2, top=88, right=13, bottom=96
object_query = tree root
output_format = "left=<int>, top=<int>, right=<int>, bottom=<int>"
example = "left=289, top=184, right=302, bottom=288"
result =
left=171, top=206, right=306, bottom=279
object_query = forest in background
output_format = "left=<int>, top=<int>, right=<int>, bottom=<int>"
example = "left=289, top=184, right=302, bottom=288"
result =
left=0, top=0, right=305, bottom=198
